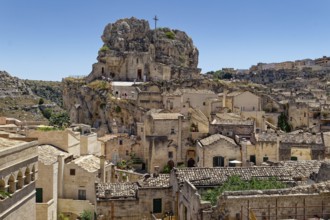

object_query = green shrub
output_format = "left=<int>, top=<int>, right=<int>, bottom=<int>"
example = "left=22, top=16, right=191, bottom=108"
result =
left=202, top=175, right=287, bottom=205
left=49, top=112, right=70, bottom=128
left=99, top=45, right=110, bottom=52
left=162, top=164, right=171, bottom=173
left=80, top=210, right=93, bottom=220
left=38, top=98, right=44, bottom=105
left=40, top=108, right=52, bottom=119
left=115, top=106, right=121, bottom=113
left=165, top=31, right=175, bottom=39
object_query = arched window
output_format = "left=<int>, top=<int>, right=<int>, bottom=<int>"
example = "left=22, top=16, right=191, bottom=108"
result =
left=17, top=171, right=23, bottom=190
left=213, top=156, right=224, bottom=167
left=8, top=175, right=16, bottom=194
left=24, top=167, right=31, bottom=185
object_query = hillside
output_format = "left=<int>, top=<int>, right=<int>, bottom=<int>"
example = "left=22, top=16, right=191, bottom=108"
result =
left=0, top=71, right=63, bottom=122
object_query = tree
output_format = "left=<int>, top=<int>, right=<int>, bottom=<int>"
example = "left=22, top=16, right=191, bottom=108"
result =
left=277, top=113, right=291, bottom=132
left=80, top=210, right=93, bottom=220
left=49, top=112, right=70, bottom=128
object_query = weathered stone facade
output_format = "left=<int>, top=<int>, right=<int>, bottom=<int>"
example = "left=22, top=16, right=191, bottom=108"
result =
left=0, top=136, right=38, bottom=220
left=86, top=17, right=200, bottom=83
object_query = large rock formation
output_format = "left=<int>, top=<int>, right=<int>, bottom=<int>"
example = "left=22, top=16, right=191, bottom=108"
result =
left=86, top=17, right=200, bottom=82
left=0, top=71, right=63, bottom=121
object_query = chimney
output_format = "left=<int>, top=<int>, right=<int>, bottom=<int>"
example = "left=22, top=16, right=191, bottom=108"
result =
left=154, top=166, right=160, bottom=177
left=57, top=154, right=65, bottom=198
left=222, top=89, right=228, bottom=108
left=100, top=155, right=106, bottom=182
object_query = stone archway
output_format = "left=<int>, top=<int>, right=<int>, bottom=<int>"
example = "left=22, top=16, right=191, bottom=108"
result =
left=187, top=158, right=195, bottom=167
left=167, top=160, right=175, bottom=169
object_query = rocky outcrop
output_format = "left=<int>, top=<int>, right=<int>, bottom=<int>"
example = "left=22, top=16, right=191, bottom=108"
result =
left=0, top=71, right=63, bottom=122
left=24, top=80, right=63, bottom=107
left=86, top=17, right=200, bottom=82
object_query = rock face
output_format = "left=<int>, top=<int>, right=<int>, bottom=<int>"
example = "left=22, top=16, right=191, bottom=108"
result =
left=86, top=17, right=200, bottom=82
left=0, top=71, right=62, bottom=121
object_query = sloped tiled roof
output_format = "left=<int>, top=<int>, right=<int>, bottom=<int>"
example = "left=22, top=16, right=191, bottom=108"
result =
left=70, top=155, right=107, bottom=173
left=151, top=113, right=183, bottom=120
left=0, top=137, right=25, bottom=151
left=96, top=182, right=138, bottom=199
left=277, top=160, right=324, bottom=178
left=138, top=174, right=170, bottom=188
left=174, top=167, right=293, bottom=187
left=199, top=134, right=237, bottom=146
left=38, top=144, right=71, bottom=165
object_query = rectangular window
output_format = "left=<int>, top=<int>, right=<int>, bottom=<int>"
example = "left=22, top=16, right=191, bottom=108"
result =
left=78, top=189, right=86, bottom=200
left=126, top=150, right=129, bottom=156
left=153, top=198, right=162, bottom=213
left=168, top=151, right=173, bottom=159
left=291, top=156, right=298, bottom=161
left=263, top=156, right=269, bottom=162
left=249, top=155, right=256, bottom=165
left=70, top=169, right=75, bottom=176
left=171, top=128, right=175, bottom=134
left=36, top=188, right=43, bottom=203
left=119, top=139, right=123, bottom=145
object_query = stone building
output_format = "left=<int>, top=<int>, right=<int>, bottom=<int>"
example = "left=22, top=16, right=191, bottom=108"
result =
left=252, top=131, right=325, bottom=165
left=96, top=174, right=171, bottom=219
left=142, top=112, right=187, bottom=173
left=86, top=17, right=200, bottom=83
left=220, top=91, right=261, bottom=113
left=136, top=85, right=163, bottom=110
left=162, top=88, right=218, bottom=117
left=215, top=181, right=330, bottom=220
left=169, top=166, right=293, bottom=220
left=98, top=133, right=142, bottom=166
left=288, top=101, right=309, bottom=130
left=0, top=134, right=38, bottom=220
left=209, top=117, right=254, bottom=139
left=111, top=81, right=142, bottom=100
left=196, top=134, right=241, bottom=167
left=36, top=144, right=72, bottom=220
left=27, top=125, right=101, bottom=157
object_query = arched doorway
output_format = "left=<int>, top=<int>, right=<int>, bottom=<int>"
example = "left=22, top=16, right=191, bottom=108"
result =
left=187, top=158, right=195, bottom=167
left=167, top=160, right=174, bottom=170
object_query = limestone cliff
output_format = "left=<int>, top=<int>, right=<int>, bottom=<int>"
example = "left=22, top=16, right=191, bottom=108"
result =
left=86, top=17, right=200, bottom=82
left=0, top=71, right=63, bottom=122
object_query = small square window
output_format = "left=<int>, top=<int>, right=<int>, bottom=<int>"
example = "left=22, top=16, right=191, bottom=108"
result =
left=70, top=169, right=75, bottom=176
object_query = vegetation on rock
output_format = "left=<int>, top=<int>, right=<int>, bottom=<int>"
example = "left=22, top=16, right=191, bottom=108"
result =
left=49, top=112, right=70, bottom=128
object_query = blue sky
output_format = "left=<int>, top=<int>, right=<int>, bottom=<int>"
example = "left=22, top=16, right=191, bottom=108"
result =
left=0, top=0, right=329, bottom=81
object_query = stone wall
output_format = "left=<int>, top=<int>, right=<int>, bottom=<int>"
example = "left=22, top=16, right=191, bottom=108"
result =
left=58, top=198, right=95, bottom=220
left=27, top=129, right=81, bottom=156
